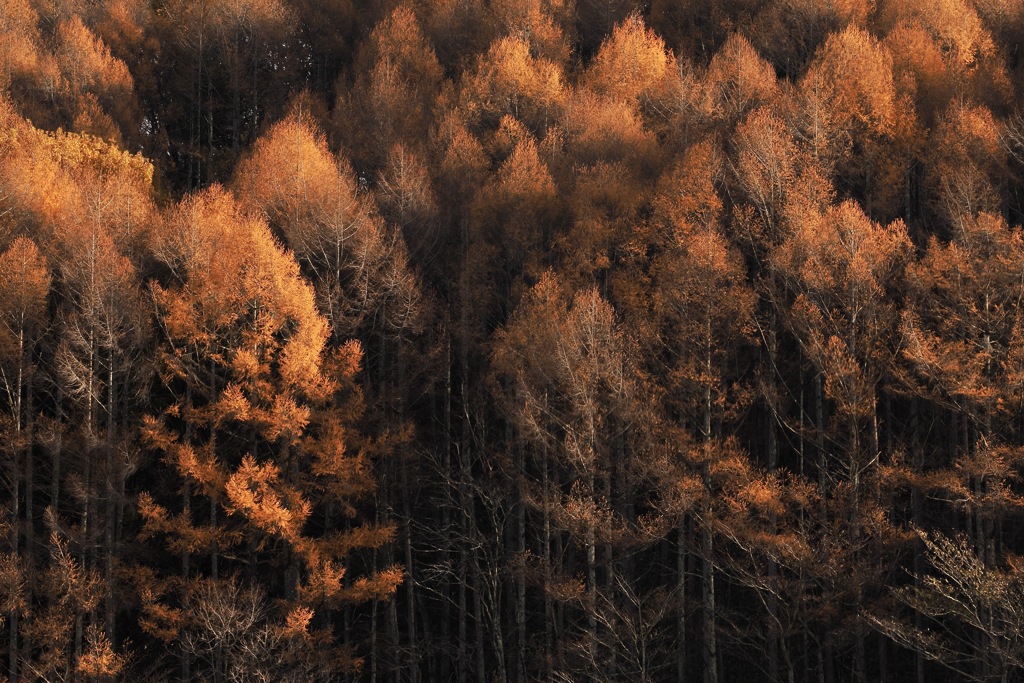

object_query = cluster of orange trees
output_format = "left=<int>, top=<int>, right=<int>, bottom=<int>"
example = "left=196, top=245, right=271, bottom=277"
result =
left=2, top=0, right=1024, bottom=681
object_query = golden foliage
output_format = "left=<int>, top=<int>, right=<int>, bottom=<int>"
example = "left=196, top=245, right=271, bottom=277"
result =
left=77, top=624, right=126, bottom=678
left=584, top=13, right=673, bottom=107
left=797, top=26, right=898, bottom=170
left=461, top=34, right=565, bottom=134
left=700, top=32, right=778, bottom=124
left=225, top=455, right=311, bottom=542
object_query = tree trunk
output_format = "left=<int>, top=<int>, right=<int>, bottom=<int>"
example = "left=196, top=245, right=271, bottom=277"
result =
left=473, top=569, right=486, bottom=683
left=371, top=592, right=379, bottom=683
left=8, top=330, right=23, bottom=683
left=677, top=523, right=687, bottom=683
left=767, top=325, right=780, bottom=683
left=701, top=511, right=717, bottom=683
left=440, top=337, right=452, bottom=683
left=515, top=451, right=526, bottom=682
left=543, top=457, right=554, bottom=681
left=586, top=473, right=597, bottom=666
left=105, top=349, right=116, bottom=640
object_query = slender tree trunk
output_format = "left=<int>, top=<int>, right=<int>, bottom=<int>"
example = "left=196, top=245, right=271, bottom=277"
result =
left=677, top=523, right=687, bottom=683
left=458, top=215, right=471, bottom=683
left=389, top=566, right=399, bottom=683
left=440, top=337, right=452, bottom=683
left=22, top=353, right=31, bottom=558
left=181, top=378, right=192, bottom=683
left=702, top=345, right=717, bottom=683
left=252, top=36, right=259, bottom=136
left=84, top=332, right=95, bottom=573
left=8, top=331, right=23, bottom=682
left=7, top=612, right=15, bottom=683
left=458, top=548, right=467, bottom=683
left=207, top=59, right=214, bottom=175
left=701, top=510, right=717, bottom=683
left=473, top=570, right=486, bottom=683
left=851, top=410, right=867, bottom=683
left=815, top=376, right=826, bottom=517
left=232, top=28, right=240, bottom=155
left=371, top=592, right=379, bottom=683
left=541, top=455, right=554, bottom=678
left=402, top=463, right=418, bottom=683
left=815, top=373, right=834, bottom=683
left=604, top=469, right=615, bottom=674
left=554, top=532, right=565, bottom=668
left=909, top=400, right=926, bottom=683
left=105, top=350, right=116, bottom=640
left=586, top=473, right=597, bottom=667
left=767, top=325, right=780, bottom=683
left=515, top=447, right=526, bottom=682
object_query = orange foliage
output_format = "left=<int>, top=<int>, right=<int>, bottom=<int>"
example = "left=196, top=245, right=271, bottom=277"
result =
left=923, top=102, right=1005, bottom=232
left=460, top=34, right=565, bottom=135
left=562, top=88, right=658, bottom=168
left=235, top=112, right=423, bottom=340
left=775, top=200, right=911, bottom=423
left=586, top=14, right=673, bottom=102
left=797, top=26, right=898, bottom=171
left=700, top=32, right=778, bottom=125
left=338, top=6, right=443, bottom=169
left=902, top=212, right=1024, bottom=417
left=491, top=0, right=575, bottom=64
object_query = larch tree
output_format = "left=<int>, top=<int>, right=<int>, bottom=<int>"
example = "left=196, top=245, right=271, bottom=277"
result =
left=899, top=212, right=1024, bottom=576
left=53, top=15, right=137, bottom=142
left=467, top=125, right=561, bottom=331
left=793, top=24, right=911, bottom=214
left=731, top=105, right=802, bottom=245
left=0, top=0, right=55, bottom=124
left=649, top=139, right=758, bottom=683
left=139, top=186, right=400, bottom=678
left=582, top=13, right=677, bottom=131
left=491, top=273, right=654, bottom=681
left=772, top=198, right=912, bottom=683
left=560, top=88, right=659, bottom=173
left=922, top=102, right=1006, bottom=235
left=0, top=236, right=49, bottom=681
left=699, top=32, right=778, bottom=129
left=376, top=142, right=441, bottom=269
left=458, top=34, right=566, bottom=138
left=490, top=0, right=575, bottom=66
left=336, top=6, right=443, bottom=173
left=234, top=111, right=424, bottom=348
left=555, top=160, right=650, bottom=299
left=883, top=20, right=953, bottom=130
left=239, top=106, right=434, bottom=681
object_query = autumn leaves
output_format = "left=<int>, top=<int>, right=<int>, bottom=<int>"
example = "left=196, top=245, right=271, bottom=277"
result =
left=2, top=0, right=1024, bottom=680
left=0, top=93, right=409, bottom=676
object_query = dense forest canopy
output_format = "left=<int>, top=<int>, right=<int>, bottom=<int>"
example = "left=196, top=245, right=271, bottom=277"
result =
left=3, top=0, right=1024, bottom=681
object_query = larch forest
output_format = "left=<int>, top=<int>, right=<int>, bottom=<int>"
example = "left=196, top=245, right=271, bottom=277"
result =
left=1, top=0, right=1024, bottom=681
